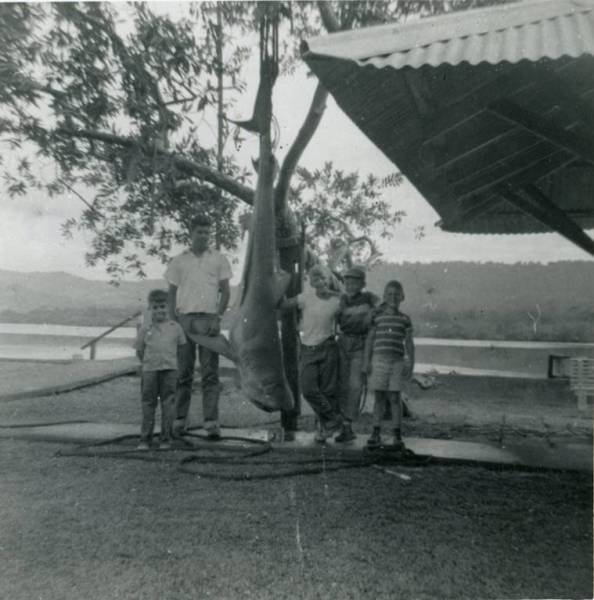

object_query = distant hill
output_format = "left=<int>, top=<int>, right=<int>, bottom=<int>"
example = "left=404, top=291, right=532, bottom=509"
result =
left=0, top=269, right=164, bottom=326
left=0, top=262, right=593, bottom=340
left=366, top=261, right=594, bottom=315
left=366, top=261, right=594, bottom=341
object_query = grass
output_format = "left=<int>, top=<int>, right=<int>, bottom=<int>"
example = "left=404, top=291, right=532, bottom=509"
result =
left=0, top=437, right=591, bottom=600
left=0, top=371, right=592, bottom=599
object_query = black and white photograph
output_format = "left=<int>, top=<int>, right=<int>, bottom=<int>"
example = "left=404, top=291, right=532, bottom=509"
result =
left=0, top=1, right=592, bottom=598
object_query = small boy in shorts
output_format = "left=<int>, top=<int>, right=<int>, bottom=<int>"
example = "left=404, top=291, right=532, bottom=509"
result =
left=363, top=280, right=415, bottom=450
left=135, top=289, right=187, bottom=450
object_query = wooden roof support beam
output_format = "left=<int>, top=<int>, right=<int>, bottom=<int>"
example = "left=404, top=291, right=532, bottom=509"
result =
left=453, top=149, right=574, bottom=203
left=428, top=106, right=581, bottom=174
left=421, top=61, right=544, bottom=144
left=443, top=138, right=543, bottom=189
left=424, top=58, right=590, bottom=172
left=498, top=184, right=594, bottom=257
left=532, top=63, right=594, bottom=132
left=488, top=99, right=594, bottom=166
left=403, top=70, right=435, bottom=118
left=439, top=194, right=504, bottom=231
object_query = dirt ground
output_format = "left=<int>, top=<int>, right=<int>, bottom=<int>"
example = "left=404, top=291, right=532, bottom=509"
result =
left=0, top=372, right=592, bottom=599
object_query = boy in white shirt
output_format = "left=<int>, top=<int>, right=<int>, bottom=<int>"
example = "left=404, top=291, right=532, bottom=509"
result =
left=282, top=265, right=342, bottom=442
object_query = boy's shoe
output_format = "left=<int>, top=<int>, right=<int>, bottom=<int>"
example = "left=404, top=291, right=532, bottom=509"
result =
left=282, top=429, right=296, bottom=442
left=314, top=419, right=340, bottom=443
left=335, top=425, right=356, bottom=444
left=366, top=430, right=382, bottom=449
left=314, top=430, right=327, bottom=443
left=389, top=439, right=405, bottom=452
left=136, top=441, right=150, bottom=451
left=172, top=419, right=187, bottom=437
left=159, top=441, right=172, bottom=450
left=205, top=425, right=221, bottom=440
left=325, top=419, right=342, bottom=434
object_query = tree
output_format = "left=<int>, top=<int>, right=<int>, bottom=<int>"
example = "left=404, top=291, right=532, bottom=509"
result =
left=1, top=1, right=514, bottom=276
left=1, top=0, right=513, bottom=429
left=0, top=2, right=395, bottom=276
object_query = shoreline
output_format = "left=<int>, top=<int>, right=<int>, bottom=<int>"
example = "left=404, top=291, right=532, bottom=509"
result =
left=2, top=322, right=594, bottom=347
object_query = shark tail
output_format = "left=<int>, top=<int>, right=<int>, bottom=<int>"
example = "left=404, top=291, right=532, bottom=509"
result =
left=185, top=332, right=238, bottom=363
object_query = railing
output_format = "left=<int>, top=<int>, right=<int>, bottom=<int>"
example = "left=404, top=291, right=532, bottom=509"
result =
left=81, top=311, right=141, bottom=360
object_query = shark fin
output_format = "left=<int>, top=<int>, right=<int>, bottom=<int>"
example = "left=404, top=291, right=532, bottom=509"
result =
left=227, top=57, right=278, bottom=135
left=185, top=332, right=238, bottom=363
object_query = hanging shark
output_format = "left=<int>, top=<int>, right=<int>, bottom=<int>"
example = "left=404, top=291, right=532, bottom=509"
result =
left=185, top=59, right=293, bottom=413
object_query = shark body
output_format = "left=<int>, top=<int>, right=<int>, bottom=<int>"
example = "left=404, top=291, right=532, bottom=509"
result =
left=187, top=57, right=293, bottom=413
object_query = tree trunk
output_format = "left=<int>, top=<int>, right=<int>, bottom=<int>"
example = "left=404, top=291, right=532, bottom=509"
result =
left=215, top=5, right=224, bottom=250
left=279, top=240, right=302, bottom=435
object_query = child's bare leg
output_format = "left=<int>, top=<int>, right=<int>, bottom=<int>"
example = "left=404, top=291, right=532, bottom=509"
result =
left=388, top=391, right=404, bottom=447
left=372, top=391, right=385, bottom=428
left=367, top=391, right=385, bottom=447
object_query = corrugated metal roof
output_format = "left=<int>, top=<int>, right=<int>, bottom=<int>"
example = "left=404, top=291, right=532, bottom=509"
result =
left=303, top=0, right=594, bottom=68
left=302, top=0, right=594, bottom=253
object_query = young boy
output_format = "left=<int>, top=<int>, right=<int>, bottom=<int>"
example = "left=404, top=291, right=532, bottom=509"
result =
left=281, top=264, right=342, bottom=443
left=135, top=289, right=187, bottom=450
left=335, top=267, right=378, bottom=443
left=363, top=280, right=415, bottom=450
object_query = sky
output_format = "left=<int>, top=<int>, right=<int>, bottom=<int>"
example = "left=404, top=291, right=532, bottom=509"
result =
left=1, top=2, right=593, bottom=283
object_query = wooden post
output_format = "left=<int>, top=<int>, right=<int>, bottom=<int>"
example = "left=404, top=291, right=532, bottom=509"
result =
left=279, top=242, right=302, bottom=436
left=215, top=4, right=224, bottom=250
left=81, top=310, right=141, bottom=360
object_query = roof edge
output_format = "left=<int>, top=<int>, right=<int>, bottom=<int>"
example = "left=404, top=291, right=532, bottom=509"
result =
left=303, top=0, right=594, bottom=62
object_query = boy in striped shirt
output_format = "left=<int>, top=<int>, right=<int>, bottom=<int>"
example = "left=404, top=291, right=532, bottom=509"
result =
left=363, top=280, right=415, bottom=450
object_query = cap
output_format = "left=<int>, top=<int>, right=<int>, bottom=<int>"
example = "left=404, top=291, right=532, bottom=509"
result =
left=343, top=267, right=366, bottom=280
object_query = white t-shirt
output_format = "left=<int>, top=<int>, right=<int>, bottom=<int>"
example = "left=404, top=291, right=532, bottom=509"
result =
left=297, top=291, right=340, bottom=346
left=165, top=249, right=232, bottom=314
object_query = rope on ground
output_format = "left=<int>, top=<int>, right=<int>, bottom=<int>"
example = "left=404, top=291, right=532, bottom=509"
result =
left=51, top=427, right=432, bottom=479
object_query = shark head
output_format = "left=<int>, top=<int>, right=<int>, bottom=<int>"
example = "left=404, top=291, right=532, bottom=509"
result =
left=238, top=364, right=294, bottom=413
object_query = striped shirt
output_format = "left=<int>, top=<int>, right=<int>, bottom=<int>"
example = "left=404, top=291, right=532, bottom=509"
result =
left=371, top=305, right=413, bottom=359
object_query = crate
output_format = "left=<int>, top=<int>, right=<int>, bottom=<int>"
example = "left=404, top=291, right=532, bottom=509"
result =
left=548, top=354, right=571, bottom=378
left=569, top=357, right=594, bottom=412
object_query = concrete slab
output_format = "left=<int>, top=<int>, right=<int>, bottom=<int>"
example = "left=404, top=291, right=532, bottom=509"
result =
left=1, top=421, right=590, bottom=473
left=274, top=433, right=592, bottom=472
left=416, top=363, right=545, bottom=380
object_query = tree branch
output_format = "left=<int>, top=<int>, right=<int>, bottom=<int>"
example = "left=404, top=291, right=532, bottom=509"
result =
left=328, top=214, right=382, bottom=263
left=54, top=126, right=255, bottom=205
left=274, top=82, right=327, bottom=212
left=317, top=1, right=342, bottom=33
left=273, top=1, right=343, bottom=217
left=57, top=178, right=105, bottom=218
left=7, top=75, right=68, bottom=100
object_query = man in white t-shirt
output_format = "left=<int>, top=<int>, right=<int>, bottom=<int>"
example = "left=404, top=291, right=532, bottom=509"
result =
left=165, top=214, right=232, bottom=439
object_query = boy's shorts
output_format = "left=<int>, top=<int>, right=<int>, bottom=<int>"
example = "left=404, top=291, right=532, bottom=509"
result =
left=368, top=356, right=404, bottom=392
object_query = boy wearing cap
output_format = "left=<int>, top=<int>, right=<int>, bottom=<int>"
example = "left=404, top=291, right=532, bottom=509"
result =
left=135, top=289, right=187, bottom=450
left=335, top=267, right=379, bottom=443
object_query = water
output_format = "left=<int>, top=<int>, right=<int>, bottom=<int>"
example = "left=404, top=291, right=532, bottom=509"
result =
left=0, top=323, right=138, bottom=361
left=1, top=322, right=593, bottom=362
